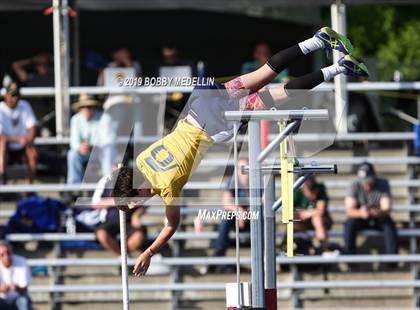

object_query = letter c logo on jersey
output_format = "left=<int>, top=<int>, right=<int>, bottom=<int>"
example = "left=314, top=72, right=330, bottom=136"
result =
left=144, top=145, right=178, bottom=172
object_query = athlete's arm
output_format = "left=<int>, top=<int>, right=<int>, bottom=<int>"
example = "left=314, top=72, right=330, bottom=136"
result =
left=133, top=206, right=180, bottom=276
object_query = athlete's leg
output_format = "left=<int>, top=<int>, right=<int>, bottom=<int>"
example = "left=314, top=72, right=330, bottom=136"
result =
left=238, top=55, right=369, bottom=110
left=272, top=55, right=369, bottom=103
left=224, top=27, right=354, bottom=97
left=224, top=44, right=321, bottom=96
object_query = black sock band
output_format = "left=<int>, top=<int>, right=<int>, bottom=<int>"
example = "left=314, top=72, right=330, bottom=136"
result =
left=284, top=70, right=324, bottom=93
left=266, top=45, right=304, bottom=74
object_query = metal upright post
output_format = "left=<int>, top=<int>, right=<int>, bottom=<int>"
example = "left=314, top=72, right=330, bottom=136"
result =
left=248, top=120, right=265, bottom=309
left=264, top=174, right=277, bottom=310
left=119, top=210, right=130, bottom=310
left=72, top=12, right=80, bottom=86
left=52, top=0, right=70, bottom=137
left=331, top=1, right=348, bottom=134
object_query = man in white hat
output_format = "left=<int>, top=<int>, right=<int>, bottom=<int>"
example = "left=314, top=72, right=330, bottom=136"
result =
left=0, top=82, right=38, bottom=184
left=67, top=94, right=113, bottom=184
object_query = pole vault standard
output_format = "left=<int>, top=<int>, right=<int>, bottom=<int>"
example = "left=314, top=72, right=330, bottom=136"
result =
left=224, top=109, right=335, bottom=310
left=119, top=210, right=130, bottom=310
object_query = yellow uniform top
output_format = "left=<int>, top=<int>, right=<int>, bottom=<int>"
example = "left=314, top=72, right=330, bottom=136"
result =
left=136, top=119, right=213, bottom=206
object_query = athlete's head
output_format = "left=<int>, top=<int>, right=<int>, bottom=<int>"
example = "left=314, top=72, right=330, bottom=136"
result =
left=111, top=166, right=153, bottom=208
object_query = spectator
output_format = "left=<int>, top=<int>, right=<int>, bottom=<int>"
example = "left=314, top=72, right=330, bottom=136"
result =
left=0, top=241, right=32, bottom=310
left=348, top=76, right=380, bottom=132
left=12, top=53, right=54, bottom=134
left=97, top=47, right=141, bottom=86
left=0, top=82, right=38, bottom=184
left=96, top=47, right=143, bottom=140
left=241, top=42, right=288, bottom=83
left=162, top=45, right=181, bottom=66
left=92, top=173, right=147, bottom=256
left=12, top=53, right=54, bottom=87
left=294, top=176, right=332, bottom=251
left=157, top=44, right=196, bottom=130
left=67, top=94, right=113, bottom=184
left=294, top=175, right=332, bottom=252
left=344, top=162, right=398, bottom=255
left=206, top=159, right=250, bottom=273
left=158, top=44, right=196, bottom=76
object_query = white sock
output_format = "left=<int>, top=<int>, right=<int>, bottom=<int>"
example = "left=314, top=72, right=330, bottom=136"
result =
left=321, top=63, right=346, bottom=81
left=298, top=37, right=325, bottom=55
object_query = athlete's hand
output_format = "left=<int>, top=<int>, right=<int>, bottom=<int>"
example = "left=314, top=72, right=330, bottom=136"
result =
left=133, top=252, right=152, bottom=277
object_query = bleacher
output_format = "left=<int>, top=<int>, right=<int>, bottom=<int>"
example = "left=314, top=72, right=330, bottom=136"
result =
left=1, top=130, right=419, bottom=310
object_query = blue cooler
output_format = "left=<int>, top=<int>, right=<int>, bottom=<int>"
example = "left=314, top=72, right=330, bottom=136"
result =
left=415, top=124, right=420, bottom=156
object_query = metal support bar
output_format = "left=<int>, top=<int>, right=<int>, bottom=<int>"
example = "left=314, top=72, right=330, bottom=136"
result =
left=286, top=161, right=295, bottom=256
left=242, top=164, right=337, bottom=175
left=390, top=107, right=420, bottom=125
left=279, top=121, right=289, bottom=225
left=248, top=121, right=265, bottom=308
left=72, top=13, right=80, bottom=86
left=52, top=0, right=70, bottom=137
left=407, top=144, right=419, bottom=308
left=291, top=265, right=303, bottom=308
left=273, top=174, right=314, bottom=212
left=119, top=210, right=130, bottom=310
left=224, top=109, right=329, bottom=121
left=258, top=120, right=301, bottom=163
left=263, top=175, right=276, bottom=292
left=331, top=1, right=348, bottom=133
left=171, top=240, right=182, bottom=309
left=50, top=240, right=63, bottom=310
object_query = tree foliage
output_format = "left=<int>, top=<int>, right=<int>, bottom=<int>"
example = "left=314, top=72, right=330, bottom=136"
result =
left=346, top=5, right=420, bottom=81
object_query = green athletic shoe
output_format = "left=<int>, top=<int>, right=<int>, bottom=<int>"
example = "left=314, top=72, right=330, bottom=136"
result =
left=338, top=55, right=370, bottom=77
left=315, top=26, right=354, bottom=56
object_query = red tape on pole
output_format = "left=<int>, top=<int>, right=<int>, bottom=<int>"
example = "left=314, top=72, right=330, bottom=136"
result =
left=265, top=288, right=277, bottom=310
left=261, top=120, right=269, bottom=149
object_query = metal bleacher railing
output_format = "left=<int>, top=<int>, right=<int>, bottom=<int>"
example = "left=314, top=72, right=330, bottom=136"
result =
left=3, top=82, right=420, bottom=308
left=5, top=229, right=420, bottom=308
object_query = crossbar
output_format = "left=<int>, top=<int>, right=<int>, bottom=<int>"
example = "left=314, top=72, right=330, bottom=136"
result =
left=224, top=109, right=329, bottom=121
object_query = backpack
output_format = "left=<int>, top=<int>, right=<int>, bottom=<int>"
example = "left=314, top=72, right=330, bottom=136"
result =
left=7, top=196, right=65, bottom=233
